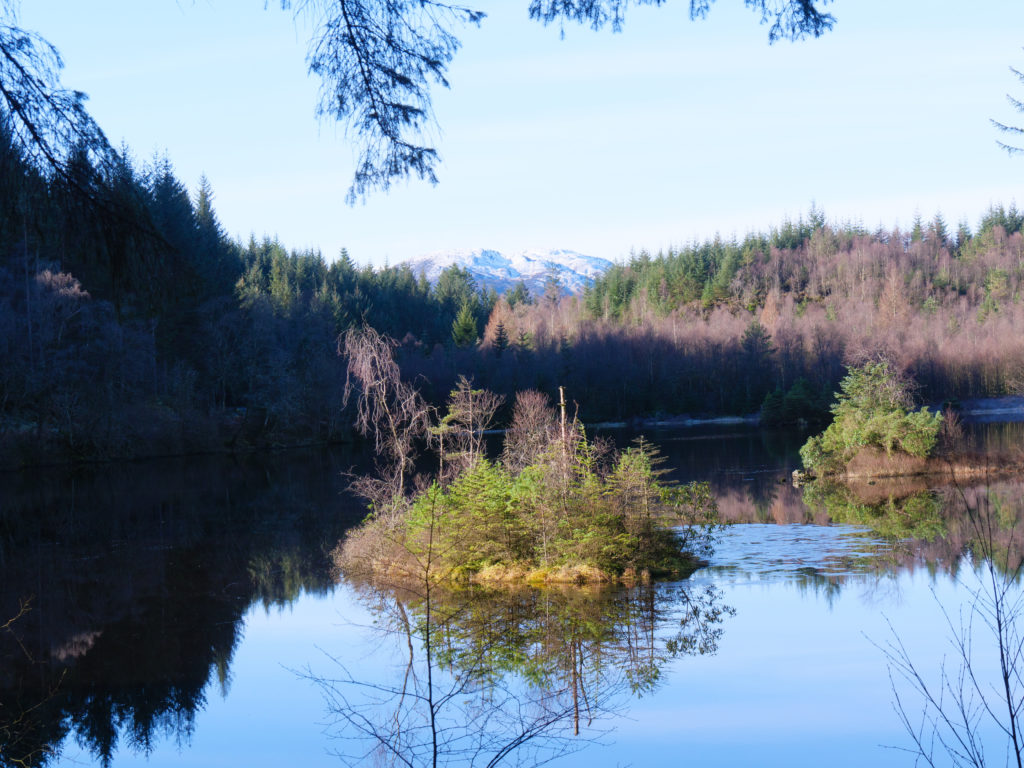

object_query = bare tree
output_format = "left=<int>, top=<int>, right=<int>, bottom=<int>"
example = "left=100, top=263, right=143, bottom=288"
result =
left=1, top=596, right=63, bottom=768
left=501, top=390, right=558, bottom=474
left=880, top=478, right=1024, bottom=767
left=432, top=375, right=503, bottom=481
left=342, top=326, right=430, bottom=508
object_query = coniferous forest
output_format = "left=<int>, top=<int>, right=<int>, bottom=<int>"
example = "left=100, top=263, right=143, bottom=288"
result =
left=4, top=117, right=1024, bottom=467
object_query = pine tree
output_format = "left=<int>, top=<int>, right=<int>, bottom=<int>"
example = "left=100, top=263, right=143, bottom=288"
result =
left=910, top=213, right=925, bottom=243
left=194, top=174, right=221, bottom=237
left=193, top=174, right=240, bottom=296
left=494, top=322, right=509, bottom=357
left=543, top=272, right=561, bottom=305
left=451, top=301, right=478, bottom=347
left=929, top=212, right=949, bottom=248
left=506, top=280, right=532, bottom=308
left=955, top=219, right=972, bottom=251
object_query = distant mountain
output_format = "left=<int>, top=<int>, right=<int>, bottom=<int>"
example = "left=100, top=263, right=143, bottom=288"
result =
left=401, top=248, right=613, bottom=297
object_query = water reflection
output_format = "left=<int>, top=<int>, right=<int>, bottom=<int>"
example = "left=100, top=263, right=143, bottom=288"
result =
left=799, top=476, right=1024, bottom=579
left=3, top=424, right=1024, bottom=767
left=313, top=577, right=732, bottom=767
left=868, top=476, right=1024, bottom=765
left=0, top=448, right=366, bottom=767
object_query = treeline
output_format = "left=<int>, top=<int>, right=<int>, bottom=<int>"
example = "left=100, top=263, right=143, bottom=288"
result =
left=0, top=118, right=498, bottom=466
left=227, top=202, right=1024, bottom=427
left=5, top=106, right=1024, bottom=466
left=417, top=205, right=1024, bottom=422
left=568, top=205, right=1024, bottom=416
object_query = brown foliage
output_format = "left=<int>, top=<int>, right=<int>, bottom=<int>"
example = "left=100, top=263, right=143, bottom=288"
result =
left=502, top=389, right=558, bottom=473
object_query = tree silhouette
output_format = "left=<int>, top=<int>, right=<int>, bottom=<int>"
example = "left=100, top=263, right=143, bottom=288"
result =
left=0, top=1, right=117, bottom=183
left=993, top=52, right=1024, bottom=155
left=881, top=481, right=1024, bottom=767
left=2, top=0, right=835, bottom=200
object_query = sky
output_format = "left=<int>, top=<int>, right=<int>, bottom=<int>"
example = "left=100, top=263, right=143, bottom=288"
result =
left=17, top=0, right=1024, bottom=267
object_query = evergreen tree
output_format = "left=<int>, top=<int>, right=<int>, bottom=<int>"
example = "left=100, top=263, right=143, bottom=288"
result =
left=543, top=272, right=561, bottom=305
left=910, top=213, right=925, bottom=243
left=494, top=322, right=509, bottom=357
left=979, top=202, right=1024, bottom=236
left=955, top=219, right=972, bottom=250
left=799, top=362, right=942, bottom=475
left=192, top=175, right=240, bottom=295
left=740, top=320, right=775, bottom=411
left=506, top=280, right=532, bottom=308
left=929, top=212, right=949, bottom=248
left=741, top=320, right=774, bottom=366
left=451, top=301, right=478, bottom=347
left=435, top=265, right=478, bottom=314
left=808, top=202, right=826, bottom=231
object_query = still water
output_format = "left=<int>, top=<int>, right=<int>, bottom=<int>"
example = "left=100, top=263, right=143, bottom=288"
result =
left=3, top=424, right=1023, bottom=767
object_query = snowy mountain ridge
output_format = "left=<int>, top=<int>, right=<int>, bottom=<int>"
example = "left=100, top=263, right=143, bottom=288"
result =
left=401, top=248, right=614, bottom=297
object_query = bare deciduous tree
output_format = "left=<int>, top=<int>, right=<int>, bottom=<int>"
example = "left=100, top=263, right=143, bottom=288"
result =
left=501, top=389, right=558, bottom=474
left=432, top=375, right=503, bottom=481
left=880, top=480, right=1024, bottom=767
left=342, top=326, right=431, bottom=508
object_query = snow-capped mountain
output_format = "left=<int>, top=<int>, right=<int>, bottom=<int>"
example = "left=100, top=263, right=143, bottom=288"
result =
left=402, top=248, right=613, bottom=297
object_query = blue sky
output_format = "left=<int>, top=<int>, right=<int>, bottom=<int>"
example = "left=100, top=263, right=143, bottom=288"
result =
left=19, top=0, right=1024, bottom=266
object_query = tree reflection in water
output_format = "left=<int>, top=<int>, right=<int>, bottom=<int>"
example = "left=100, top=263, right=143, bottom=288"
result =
left=0, top=447, right=365, bottom=767
left=874, top=478, right=1024, bottom=767
left=312, top=577, right=732, bottom=767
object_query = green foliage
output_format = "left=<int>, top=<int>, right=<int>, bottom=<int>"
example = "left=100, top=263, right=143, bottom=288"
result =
left=978, top=202, right=1024, bottom=237
left=799, top=362, right=942, bottom=475
left=741, top=320, right=774, bottom=364
left=406, top=463, right=529, bottom=572
left=760, top=378, right=829, bottom=426
left=760, top=388, right=787, bottom=425
left=910, top=213, right=925, bottom=243
left=451, top=301, right=479, bottom=347
left=802, top=482, right=946, bottom=542
left=378, top=429, right=718, bottom=582
left=505, top=280, right=532, bottom=308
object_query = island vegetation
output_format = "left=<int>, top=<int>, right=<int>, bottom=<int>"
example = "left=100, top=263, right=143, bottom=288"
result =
left=797, top=359, right=1024, bottom=481
left=333, top=328, right=719, bottom=586
left=798, top=361, right=943, bottom=478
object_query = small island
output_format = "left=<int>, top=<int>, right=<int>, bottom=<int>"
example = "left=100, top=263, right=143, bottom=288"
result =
left=334, top=329, right=719, bottom=587
left=797, top=360, right=1022, bottom=481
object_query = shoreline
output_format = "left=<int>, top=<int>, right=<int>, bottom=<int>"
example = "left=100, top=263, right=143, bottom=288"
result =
left=6, top=396, right=1023, bottom=472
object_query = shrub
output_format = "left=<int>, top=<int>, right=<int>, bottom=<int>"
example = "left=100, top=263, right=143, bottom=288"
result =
left=338, top=433, right=719, bottom=584
left=799, top=361, right=942, bottom=476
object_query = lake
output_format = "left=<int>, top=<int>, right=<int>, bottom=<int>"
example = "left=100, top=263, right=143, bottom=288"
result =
left=3, top=423, right=1023, bottom=767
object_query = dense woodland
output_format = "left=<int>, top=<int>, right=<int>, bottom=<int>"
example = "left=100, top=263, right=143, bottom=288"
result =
left=3, top=116, right=1024, bottom=466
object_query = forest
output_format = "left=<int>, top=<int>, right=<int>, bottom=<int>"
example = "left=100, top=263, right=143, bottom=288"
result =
left=3, top=117, right=1024, bottom=467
